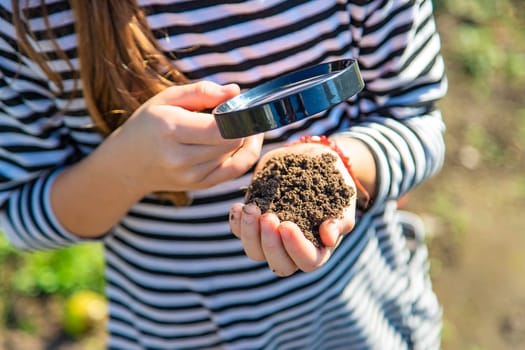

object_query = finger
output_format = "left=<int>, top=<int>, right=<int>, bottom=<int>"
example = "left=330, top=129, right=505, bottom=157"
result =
left=339, top=205, right=356, bottom=234
left=229, top=203, right=244, bottom=238
left=319, top=205, right=356, bottom=248
left=261, top=214, right=298, bottom=277
left=279, top=221, right=331, bottom=272
left=239, top=204, right=265, bottom=261
left=152, top=81, right=240, bottom=111
left=155, top=106, right=243, bottom=146
left=318, top=219, right=341, bottom=248
left=171, top=142, right=244, bottom=167
left=200, top=134, right=263, bottom=186
left=215, top=133, right=263, bottom=173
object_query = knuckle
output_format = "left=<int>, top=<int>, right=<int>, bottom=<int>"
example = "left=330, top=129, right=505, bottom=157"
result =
left=195, top=171, right=221, bottom=189
left=194, top=80, right=216, bottom=96
left=163, top=153, right=184, bottom=172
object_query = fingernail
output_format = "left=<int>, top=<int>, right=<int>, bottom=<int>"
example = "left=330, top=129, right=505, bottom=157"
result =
left=223, top=83, right=240, bottom=93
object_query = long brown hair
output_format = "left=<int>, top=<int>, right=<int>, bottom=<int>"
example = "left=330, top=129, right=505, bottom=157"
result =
left=11, top=0, right=188, bottom=135
left=11, top=0, right=192, bottom=205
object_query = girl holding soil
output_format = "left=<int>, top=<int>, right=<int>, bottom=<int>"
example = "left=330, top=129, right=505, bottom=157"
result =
left=0, top=0, right=447, bottom=349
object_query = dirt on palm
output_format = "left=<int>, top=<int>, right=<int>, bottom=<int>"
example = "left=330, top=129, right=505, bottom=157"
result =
left=245, top=153, right=354, bottom=247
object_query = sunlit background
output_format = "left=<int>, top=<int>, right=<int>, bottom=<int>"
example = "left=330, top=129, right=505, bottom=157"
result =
left=409, top=1, right=525, bottom=349
left=0, top=1, right=524, bottom=349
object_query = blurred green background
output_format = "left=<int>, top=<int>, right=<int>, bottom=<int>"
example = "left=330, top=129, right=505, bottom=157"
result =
left=0, top=0, right=524, bottom=349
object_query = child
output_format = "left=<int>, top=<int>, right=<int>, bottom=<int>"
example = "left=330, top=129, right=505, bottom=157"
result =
left=0, top=0, right=447, bottom=349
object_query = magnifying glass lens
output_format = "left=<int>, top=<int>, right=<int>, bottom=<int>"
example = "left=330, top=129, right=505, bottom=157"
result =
left=213, top=59, right=363, bottom=139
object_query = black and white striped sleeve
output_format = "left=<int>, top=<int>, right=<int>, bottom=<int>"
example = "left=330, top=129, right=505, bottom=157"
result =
left=0, top=8, right=84, bottom=250
left=338, top=0, right=447, bottom=210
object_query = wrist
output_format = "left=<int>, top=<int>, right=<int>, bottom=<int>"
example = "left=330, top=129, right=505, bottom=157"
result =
left=50, top=133, right=150, bottom=238
left=100, top=128, right=152, bottom=198
left=329, top=135, right=377, bottom=203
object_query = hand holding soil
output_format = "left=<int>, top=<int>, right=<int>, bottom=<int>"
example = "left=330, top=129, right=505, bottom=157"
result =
left=229, top=142, right=357, bottom=276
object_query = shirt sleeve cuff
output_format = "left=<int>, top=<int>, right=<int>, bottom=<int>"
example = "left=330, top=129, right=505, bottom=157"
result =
left=333, top=127, right=394, bottom=215
left=41, top=168, right=103, bottom=245
left=1, top=168, right=104, bottom=251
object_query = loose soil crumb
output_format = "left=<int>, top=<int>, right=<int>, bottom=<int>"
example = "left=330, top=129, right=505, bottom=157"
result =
left=245, top=153, right=354, bottom=247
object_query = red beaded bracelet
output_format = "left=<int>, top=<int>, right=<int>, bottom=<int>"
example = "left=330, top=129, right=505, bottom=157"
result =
left=288, top=135, right=370, bottom=209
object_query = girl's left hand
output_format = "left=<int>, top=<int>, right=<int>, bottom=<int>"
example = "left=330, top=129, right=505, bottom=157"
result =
left=229, top=142, right=357, bottom=277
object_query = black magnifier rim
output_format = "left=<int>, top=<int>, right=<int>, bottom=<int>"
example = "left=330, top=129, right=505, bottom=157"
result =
left=212, top=58, right=364, bottom=139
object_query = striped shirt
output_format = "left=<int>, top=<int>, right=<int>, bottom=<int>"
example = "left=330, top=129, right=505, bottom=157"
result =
left=0, top=0, right=447, bottom=349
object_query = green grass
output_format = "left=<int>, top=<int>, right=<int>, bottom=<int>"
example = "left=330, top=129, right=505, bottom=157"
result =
left=0, top=234, right=104, bottom=297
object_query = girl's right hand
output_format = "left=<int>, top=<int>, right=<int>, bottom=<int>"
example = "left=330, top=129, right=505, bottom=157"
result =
left=108, top=81, right=264, bottom=195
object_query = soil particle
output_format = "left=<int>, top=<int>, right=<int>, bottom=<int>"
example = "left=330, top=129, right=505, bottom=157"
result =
left=245, top=153, right=354, bottom=247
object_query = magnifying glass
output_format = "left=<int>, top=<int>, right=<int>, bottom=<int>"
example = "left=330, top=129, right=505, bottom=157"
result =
left=212, top=58, right=364, bottom=139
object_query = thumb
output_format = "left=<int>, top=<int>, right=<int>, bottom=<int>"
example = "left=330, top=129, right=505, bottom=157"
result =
left=151, top=81, right=240, bottom=111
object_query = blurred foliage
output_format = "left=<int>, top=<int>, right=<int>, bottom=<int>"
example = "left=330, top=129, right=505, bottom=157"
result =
left=0, top=234, right=104, bottom=297
left=0, top=233, right=105, bottom=341
left=425, top=2, right=525, bottom=349
left=517, top=108, right=525, bottom=143
left=63, top=290, right=108, bottom=337
left=430, top=191, right=468, bottom=237
left=463, top=125, right=506, bottom=166
left=434, top=0, right=518, bottom=23
left=433, top=0, right=525, bottom=87
left=432, top=0, right=525, bottom=173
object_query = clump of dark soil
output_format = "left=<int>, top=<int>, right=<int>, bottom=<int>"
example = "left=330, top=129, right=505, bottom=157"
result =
left=245, top=153, right=354, bottom=247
